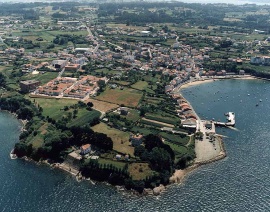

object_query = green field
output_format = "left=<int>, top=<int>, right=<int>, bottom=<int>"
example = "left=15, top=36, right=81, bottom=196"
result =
left=125, top=109, right=140, bottom=122
left=96, top=87, right=143, bottom=108
left=21, top=72, right=58, bottom=84
left=98, top=158, right=126, bottom=170
left=140, top=119, right=172, bottom=128
left=131, top=81, right=148, bottom=90
left=165, top=142, right=189, bottom=162
left=131, top=126, right=159, bottom=136
left=92, top=122, right=134, bottom=156
left=30, top=98, right=78, bottom=119
left=32, top=98, right=100, bottom=126
left=144, top=112, right=180, bottom=125
left=67, top=108, right=101, bottom=127
left=159, top=132, right=189, bottom=146
left=128, top=163, right=156, bottom=180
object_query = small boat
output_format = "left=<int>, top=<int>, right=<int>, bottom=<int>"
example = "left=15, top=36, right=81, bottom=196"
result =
left=248, top=94, right=250, bottom=96
left=256, top=103, right=259, bottom=107
left=260, top=99, right=262, bottom=102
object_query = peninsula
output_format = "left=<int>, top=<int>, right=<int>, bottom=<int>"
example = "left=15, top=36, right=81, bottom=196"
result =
left=0, top=1, right=270, bottom=195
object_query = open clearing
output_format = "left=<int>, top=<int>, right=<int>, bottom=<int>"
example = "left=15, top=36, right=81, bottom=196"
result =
left=128, top=163, right=156, bottom=180
left=95, top=88, right=143, bottom=108
left=21, top=72, right=58, bottom=84
left=30, top=98, right=78, bottom=119
left=85, top=98, right=118, bottom=113
left=131, top=81, right=148, bottom=90
left=92, top=122, right=134, bottom=156
left=98, top=158, right=126, bottom=170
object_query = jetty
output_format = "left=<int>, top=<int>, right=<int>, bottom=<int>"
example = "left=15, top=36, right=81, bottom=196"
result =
left=213, top=112, right=235, bottom=127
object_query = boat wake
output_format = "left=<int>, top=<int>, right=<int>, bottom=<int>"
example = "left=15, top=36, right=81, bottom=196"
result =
left=227, top=126, right=239, bottom=131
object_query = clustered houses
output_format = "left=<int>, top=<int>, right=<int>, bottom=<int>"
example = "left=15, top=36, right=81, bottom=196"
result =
left=37, top=77, right=76, bottom=96
left=171, top=94, right=197, bottom=129
left=35, top=75, right=108, bottom=99
left=250, top=56, right=270, bottom=66
left=63, top=75, right=108, bottom=99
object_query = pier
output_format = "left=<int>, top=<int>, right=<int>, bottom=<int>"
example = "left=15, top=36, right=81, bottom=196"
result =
left=213, top=112, right=235, bottom=127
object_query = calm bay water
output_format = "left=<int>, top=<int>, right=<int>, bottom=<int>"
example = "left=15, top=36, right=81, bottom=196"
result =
left=0, top=79, right=269, bottom=211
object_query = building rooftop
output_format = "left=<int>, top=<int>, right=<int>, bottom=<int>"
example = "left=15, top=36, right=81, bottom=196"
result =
left=81, top=144, right=91, bottom=150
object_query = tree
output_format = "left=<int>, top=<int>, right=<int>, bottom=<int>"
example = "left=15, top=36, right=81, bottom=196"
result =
left=195, top=131, right=203, bottom=140
left=0, top=73, right=6, bottom=87
left=98, top=80, right=106, bottom=91
left=73, top=109, right=78, bottom=118
left=17, top=107, right=34, bottom=120
left=14, top=142, right=32, bottom=157
left=143, top=134, right=163, bottom=151
left=87, top=102, right=94, bottom=108
left=148, top=147, right=172, bottom=172
left=134, top=145, right=146, bottom=158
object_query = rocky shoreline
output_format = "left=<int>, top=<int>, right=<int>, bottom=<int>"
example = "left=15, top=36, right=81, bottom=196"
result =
left=7, top=76, right=232, bottom=196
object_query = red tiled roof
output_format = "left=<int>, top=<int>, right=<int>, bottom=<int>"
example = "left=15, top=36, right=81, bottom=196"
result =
left=81, top=144, right=91, bottom=150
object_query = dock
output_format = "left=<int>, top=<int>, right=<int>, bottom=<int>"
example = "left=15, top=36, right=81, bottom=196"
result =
left=213, top=112, right=235, bottom=127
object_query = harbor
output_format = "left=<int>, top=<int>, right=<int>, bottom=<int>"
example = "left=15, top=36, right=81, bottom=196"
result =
left=213, top=112, right=235, bottom=127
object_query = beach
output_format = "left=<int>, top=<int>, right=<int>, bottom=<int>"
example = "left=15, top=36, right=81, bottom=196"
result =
left=178, top=75, right=258, bottom=90
left=179, top=79, right=214, bottom=90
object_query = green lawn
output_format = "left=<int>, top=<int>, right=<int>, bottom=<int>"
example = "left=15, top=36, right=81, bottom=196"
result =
left=165, top=142, right=189, bottom=162
left=96, top=87, right=143, bottom=108
left=46, top=30, right=88, bottom=37
left=144, top=96, right=163, bottom=104
left=131, top=81, right=148, bottom=90
left=128, top=163, right=156, bottom=180
left=159, top=132, right=189, bottom=146
left=92, top=122, right=134, bottom=156
left=30, top=98, right=78, bottom=119
left=145, top=112, right=180, bottom=125
left=21, top=72, right=58, bottom=85
left=110, top=80, right=131, bottom=86
left=98, top=158, right=126, bottom=170
left=67, top=109, right=101, bottom=127
left=131, top=126, right=159, bottom=136
left=31, top=97, right=100, bottom=125
left=125, top=109, right=140, bottom=122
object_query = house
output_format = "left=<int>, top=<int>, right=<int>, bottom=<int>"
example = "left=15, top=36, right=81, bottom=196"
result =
left=239, top=70, right=245, bottom=75
left=20, top=80, right=40, bottom=93
left=140, top=31, right=151, bottom=37
left=119, top=107, right=128, bottom=116
left=52, top=60, right=67, bottom=69
left=116, top=154, right=122, bottom=160
left=80, top=144, right=91, bottom=155
left=65, top=64, right=80, bottom=72
left=130, top=134, right=143, bottom=147
left=182, top=118, right=197, bottom=129
left=58, top=21, right=80, bottom=25
left=66, top=151, right=82, bottom=168
left=205, top=121, right=212, bottom=130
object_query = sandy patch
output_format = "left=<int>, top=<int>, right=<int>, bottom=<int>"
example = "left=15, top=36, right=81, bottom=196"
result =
left=178, top=79, right=214, bottom=90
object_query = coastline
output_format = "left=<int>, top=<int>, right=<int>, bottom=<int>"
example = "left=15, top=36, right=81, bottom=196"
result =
left=168, top=76, right=251, bottom=187
left=175, top=75, right=257, bottom=91
left=6, top=74, right=260, bottom=196
left=0, top=110, right=27, bottom=132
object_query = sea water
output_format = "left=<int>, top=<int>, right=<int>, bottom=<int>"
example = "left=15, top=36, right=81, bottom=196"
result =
left=0, top=79, right=269, bottom=211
